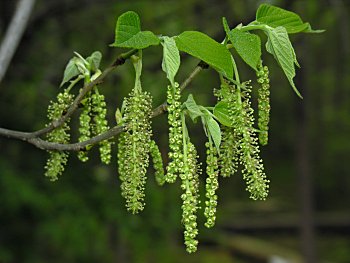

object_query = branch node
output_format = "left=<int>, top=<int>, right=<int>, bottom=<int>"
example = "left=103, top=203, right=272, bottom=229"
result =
left=198, top=61, right=209, bottom=69
left=114, top=57, right=126, bottom=66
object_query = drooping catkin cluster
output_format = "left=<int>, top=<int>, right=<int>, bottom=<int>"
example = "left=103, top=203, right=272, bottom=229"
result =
left=165, top=83, right=183, bottom=183
left=180, top=141, right=201, bottom=253
left=256, top=62, right=271, bottom=146
left=204, top=140, right=219, bottom=228
left=45, top=90, right=74, bottom=181
left=77, top=88, right=112, bottom=164
left=150, top=140, right=165, bottom=186
left=217, top=81, right=269, bottom=200
left=117, top=89, right=153, bottom=214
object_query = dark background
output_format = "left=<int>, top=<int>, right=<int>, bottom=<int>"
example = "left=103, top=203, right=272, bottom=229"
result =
left=0, top=0, right=349, bottom=262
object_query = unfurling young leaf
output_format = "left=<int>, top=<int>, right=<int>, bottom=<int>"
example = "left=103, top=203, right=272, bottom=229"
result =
left=86, top=51, right=102, bottom=72
left=60, top=51, right=103, bottom=87
left=175, top=31, right=233, bottom=79
left=60, top=59, right=80, bottom=87
left=111, top=11, right=160, bottom=49
left=161, top=36, right=180, bottom=86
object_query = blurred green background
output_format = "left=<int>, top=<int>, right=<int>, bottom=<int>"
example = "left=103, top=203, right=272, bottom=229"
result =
left=0, top=0, right=349, bottom=262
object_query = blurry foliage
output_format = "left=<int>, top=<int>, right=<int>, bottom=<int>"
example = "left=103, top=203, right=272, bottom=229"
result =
left=0, top=0, right=349, bottom=262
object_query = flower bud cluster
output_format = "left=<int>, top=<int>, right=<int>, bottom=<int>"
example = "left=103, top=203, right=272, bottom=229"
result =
left=204, top=140, right=219, bottom=228
left=256, top=62, right=271, bottom=146
left=150, top=140, right=165, bottom=186
left=117, top=89, right=152, bottom=214
left=45, top=90, right=74, bottom=181
left=180, top=141, right=200, bottom=253
left=165, top=83, right=183, bottom=183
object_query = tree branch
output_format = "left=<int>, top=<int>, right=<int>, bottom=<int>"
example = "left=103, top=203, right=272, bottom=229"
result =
left=151, top=63, right=205, bottom=117
left=31, top=48, right=137, bottom=138
left=0, top=0, right=36, bottom=84
left=0, top=62, right=206, bottom=151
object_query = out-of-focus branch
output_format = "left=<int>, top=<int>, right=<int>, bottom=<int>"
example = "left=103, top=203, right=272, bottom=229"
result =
left=0, top=0, right=36, bottom=84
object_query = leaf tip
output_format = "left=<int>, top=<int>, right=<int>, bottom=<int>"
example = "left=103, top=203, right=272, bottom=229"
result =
left=222, top=17, right=230, bottom=34
left=292, top=83, right=303, bottom=99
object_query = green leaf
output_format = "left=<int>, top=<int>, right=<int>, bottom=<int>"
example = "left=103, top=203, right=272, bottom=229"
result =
left=256, top=4, right=323, bottom=34
left=111, top=11, right=160, bottom=49
left=60, top=58, right=80, bottom=87
left=227, top=29, right=261, bottom=71
left=184, top=94, right=203, bottom=121
left=222, top=17, right=230, bottom=35
left=131, top=51, right=143, bottom=92
left=265, top=26, right=302, bottom=98
left=205, top=114, right=221, bottom=153
left=161, top=36, right=180, bottom=86
left=213, top=101, right=232, bottom=127
left=86, top=51, right=102, bottom=72
left=175, top=31, right=233, bottom=79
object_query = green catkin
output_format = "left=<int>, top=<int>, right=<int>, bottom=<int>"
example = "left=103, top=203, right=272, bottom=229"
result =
left=117, top=131, right=127, bottom=183
left=219, top=127, right=239, bottom=178
left=217, top=81, right=269, bottom=200
left=165, top=83, right=183, bottom=183
left=45, top=90, right=74, bottom=181
left=45, top=151, right=69, bottom=181
left=117, top=89, right=153, bottom=214
left=150, top=140, right=165, bottom=186
left=216, top=83, right=241, bottom=178
left=180, top=141, right=200, bottom=253
left=91, top=88, right=112, bottom=164
left=234, top=85, right=269, bottom=200
left=78, top=93, right=92, bottom=162
left=256, top=62, right=271, bottom=146
left=204, top=140, right=219, bottom=228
